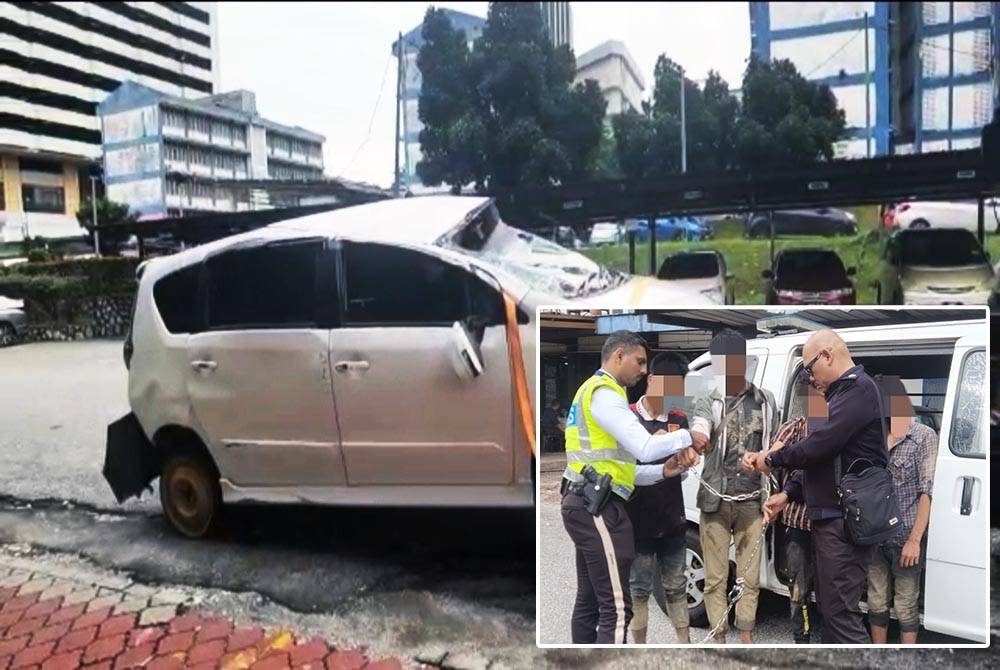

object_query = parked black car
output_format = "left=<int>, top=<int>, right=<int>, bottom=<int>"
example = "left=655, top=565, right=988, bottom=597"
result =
left=762, top=248, right=857, bottom=304
left=746, top=208, right=859, bottom=238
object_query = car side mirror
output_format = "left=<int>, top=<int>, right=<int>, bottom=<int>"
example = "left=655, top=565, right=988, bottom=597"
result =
left=847, top=266, right=857, bottom=276
left=761, top=269, right=772, bottom=279
left=451, top=321, right=484, bottom=379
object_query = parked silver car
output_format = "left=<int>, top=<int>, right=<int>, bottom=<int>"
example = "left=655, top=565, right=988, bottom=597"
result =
left=104, top=196, right=710, bottom=537
left=0, top=296, right=26, bottom=347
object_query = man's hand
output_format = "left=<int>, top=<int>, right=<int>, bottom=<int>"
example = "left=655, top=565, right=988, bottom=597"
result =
left=762, top=492, right=789, bottom=524
left=690, top=430, right=710, bottom=454
left=676, top=446, right=701, bottom=469
left=662, top=454, right=684, bottom=479
left=745, top=451, right=771, bottom=475
left=653, top=428, right=668, bottom=436
left=900, top=538, right=921, bottom=568
left=739, top=452, right=757, bottom=473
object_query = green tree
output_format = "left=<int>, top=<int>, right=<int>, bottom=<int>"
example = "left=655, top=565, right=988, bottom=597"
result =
left=416, top=3, right=606, bottom=191
left=415, top=7, right=484, bottom=192
left=614, top=53, right=845, bottom=176
left=76, top=197, right=136, bottom=256
left=735, top=56, right=846, bottom=167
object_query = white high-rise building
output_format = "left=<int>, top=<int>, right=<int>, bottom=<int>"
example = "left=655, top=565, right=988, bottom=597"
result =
left=0, top=1, right=219, bottom=241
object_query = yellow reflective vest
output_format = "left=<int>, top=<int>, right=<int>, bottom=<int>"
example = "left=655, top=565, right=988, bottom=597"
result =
left=563, top=372, right=636, bottom=499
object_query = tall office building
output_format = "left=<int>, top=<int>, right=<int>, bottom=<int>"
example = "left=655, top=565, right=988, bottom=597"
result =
left=574, top=40, right=646, bottom=116
left=749, top=2, right=999, bottom=158
left=0, top=1, right=218, bottom=241
left=392, top=9, right=485, bottom=192
left=538, top=2, right=572, bottom=49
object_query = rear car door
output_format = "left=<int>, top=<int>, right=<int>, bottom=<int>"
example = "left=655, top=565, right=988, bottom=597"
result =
left=923, top=332, right=989, bottom=642
left=185, top=239, right=345, bottom=487
left=329, top=241, right=515, bottom=486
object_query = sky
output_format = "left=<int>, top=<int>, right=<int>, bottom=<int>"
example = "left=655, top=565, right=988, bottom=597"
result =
left=217, top=2, right=751, bottom=189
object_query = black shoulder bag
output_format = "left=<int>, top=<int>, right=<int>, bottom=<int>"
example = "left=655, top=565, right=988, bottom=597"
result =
left=835, top=376, right=902, bottom=546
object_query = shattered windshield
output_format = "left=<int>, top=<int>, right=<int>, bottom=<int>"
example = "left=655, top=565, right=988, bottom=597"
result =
left=445, top=204, right=630, bottom=299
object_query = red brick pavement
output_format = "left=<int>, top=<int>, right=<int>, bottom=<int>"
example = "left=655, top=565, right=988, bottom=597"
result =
left=0, top=567, right=410, bottom=670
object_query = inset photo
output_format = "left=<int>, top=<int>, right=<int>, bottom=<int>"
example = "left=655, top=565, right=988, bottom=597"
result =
left=537, top=307, right=989, bottom=647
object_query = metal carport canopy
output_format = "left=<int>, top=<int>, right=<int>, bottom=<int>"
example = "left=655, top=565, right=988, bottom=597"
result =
left=493, top=148, right=998, bottom=226
left=636, top=308, right=986, bottom=336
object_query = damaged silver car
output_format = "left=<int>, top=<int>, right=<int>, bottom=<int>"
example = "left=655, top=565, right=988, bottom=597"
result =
left=104, top=196, right=708, bottom=537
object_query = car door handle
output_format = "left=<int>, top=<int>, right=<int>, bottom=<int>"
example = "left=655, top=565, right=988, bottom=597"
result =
left=190, top=360, right=218, bottom=372
left=960, top=476, right=975, bottom=516
left=334, top=360, right=370, bottom=373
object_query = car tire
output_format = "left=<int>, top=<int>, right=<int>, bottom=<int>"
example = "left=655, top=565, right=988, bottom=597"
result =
left=0, top=323, right=16, bottom=347
left=909, top=218, right=930, bottom=229
left=160, top=451, right=223, bottom=539
left=748, top=221, right=768, bottom=239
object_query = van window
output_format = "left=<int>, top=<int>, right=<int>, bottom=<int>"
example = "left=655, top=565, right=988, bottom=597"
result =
left=949, top=349, right=986, bottom=458
left=153, top=264, right=201, bottom=334
left=206, top=242, right=321, bottom=329
left=342, top=243, right=503, bottom=327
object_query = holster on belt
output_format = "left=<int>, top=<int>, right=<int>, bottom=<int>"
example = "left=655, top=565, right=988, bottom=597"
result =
left=565, top=465, right=614, bottom=516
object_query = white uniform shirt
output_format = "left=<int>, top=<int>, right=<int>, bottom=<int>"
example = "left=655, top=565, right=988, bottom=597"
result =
left=589, top=370, right=692, bottom=486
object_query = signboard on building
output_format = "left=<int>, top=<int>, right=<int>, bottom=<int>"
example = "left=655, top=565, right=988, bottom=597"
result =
left=105, top=144, right=161, bottom=178
left=107, top=178, right=163, bottom=215
left=102, top=106, right=160, bottom=145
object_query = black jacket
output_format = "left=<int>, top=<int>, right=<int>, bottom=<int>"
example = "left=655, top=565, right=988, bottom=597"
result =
left=770, top=365, right=888, bottom=518
left=625, top=404, right=688, bottom=541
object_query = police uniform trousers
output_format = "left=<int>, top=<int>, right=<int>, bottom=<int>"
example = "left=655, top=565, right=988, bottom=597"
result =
left=561, top=489, right=635, bottom=644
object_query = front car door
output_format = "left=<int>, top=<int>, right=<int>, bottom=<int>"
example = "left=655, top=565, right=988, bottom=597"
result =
left=185, top=239, right=345, bottom=487
left=923, top=332, right=989, bottom=642
left=329, top=241, right=515, bottom=487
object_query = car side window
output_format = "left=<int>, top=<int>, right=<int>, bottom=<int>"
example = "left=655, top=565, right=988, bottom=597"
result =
left=950, top=349, right=986, bottom=458
left=153, top=263, right=202, bottom=334
left=342, top=243, right=504, bottom=327
left=206, top=241, right=322, bottom=330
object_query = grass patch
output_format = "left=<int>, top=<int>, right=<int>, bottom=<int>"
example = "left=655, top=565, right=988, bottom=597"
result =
left=583, top=206, right=999, bottom=305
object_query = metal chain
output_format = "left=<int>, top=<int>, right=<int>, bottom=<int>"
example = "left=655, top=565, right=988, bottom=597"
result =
left=682, top=466, right=781, bottom=643
left=697, top=520, right=769, bottom=644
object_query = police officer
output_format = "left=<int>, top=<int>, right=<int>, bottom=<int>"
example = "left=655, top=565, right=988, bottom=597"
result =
left=562, top=330, right=700, bottom=644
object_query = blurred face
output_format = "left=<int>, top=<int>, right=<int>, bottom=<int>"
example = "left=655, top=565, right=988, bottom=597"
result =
left=646, top=372, right=685, bottom=416
left=712, top=353, right=748, bottom=396
left=806, top=385, right=829, bottom=424
left=889, top=394, right=913, bottom=436
left=614, top=345, right=648, bottom=388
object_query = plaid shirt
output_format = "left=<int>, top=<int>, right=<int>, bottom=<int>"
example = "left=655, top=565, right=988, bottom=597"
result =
left=773, top=417, right=811, bottom=531
left=885, top=421, right=939, bottom=547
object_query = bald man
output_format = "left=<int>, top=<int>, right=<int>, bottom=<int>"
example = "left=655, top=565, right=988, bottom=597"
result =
left=745, top=330, right=888, bottom=644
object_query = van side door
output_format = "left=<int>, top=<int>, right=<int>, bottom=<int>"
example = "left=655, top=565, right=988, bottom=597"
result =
left=922, top=332, right=989, bottom=642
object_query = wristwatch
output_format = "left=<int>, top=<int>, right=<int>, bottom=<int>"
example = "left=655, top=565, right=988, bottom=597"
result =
left=764, top=452, right=775, bottom=469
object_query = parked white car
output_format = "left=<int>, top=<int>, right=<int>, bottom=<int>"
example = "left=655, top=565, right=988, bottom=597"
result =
left=104, top=196, right=711, bottom=538
left=889, top=199, right=1000, bottom=234
left=679, top=318, right=989, bottom=642
left=656, top=250, right=734, bottom=304
left=588, top=222, right=623, bottom=246
left=0, top=296, right=26, bottom=346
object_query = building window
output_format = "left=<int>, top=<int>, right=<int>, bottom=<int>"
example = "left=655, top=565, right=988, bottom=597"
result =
left=22, top=185, right=65, bottom=213
left=19, top=158, right=63, bottom=174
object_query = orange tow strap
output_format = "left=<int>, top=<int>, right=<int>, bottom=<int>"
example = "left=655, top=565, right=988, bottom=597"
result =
left=503, top=293, right=536, bottom=459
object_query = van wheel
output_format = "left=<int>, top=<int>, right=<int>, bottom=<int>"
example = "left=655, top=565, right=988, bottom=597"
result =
left=909, top=218, right=930, bottom=229
left=160, top=452, right=222, bottom=539
left=686, top=526, right=737, bottom=631
left=686, top=527, right=709, bottom=627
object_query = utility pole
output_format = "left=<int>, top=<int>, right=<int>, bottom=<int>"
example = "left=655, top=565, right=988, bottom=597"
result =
left=679, top=64, right=687, bottom=173
left=864, top=11, right=871, bottom=158
left=90, top=175, right=99, bottom=256
left=393, top=31, right=403, bottom=196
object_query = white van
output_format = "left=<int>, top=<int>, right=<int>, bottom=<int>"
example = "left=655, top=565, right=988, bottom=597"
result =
left=678, top=318, right=989, bottom=643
